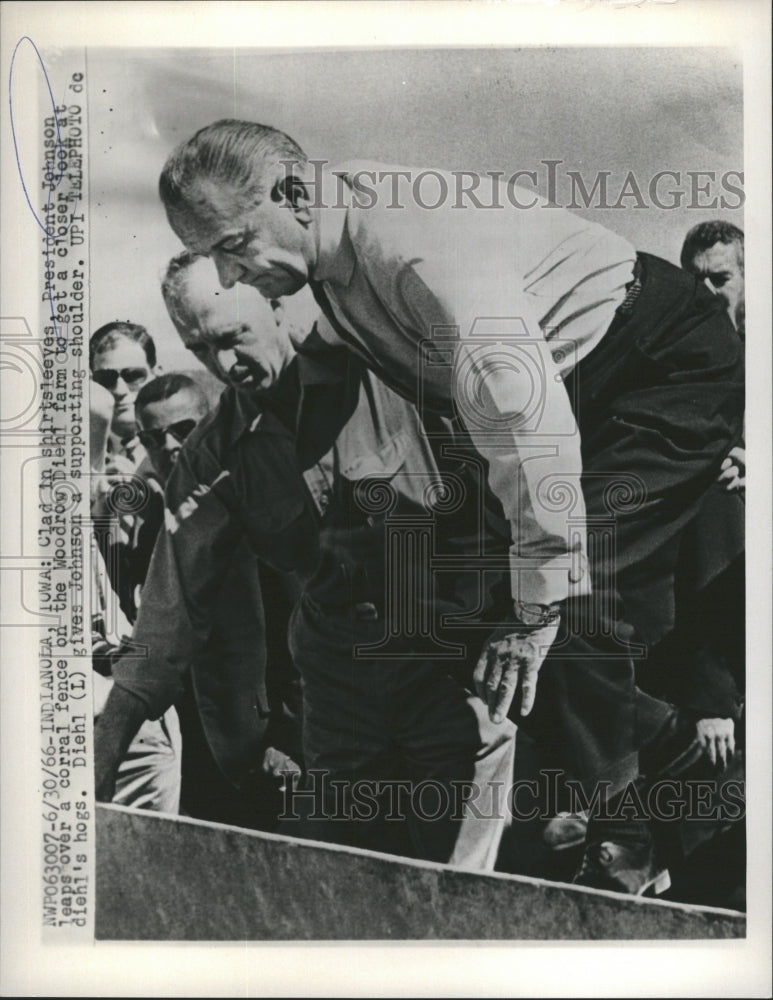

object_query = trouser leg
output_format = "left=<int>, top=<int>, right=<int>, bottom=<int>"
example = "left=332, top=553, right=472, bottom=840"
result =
left=289, top=596, right=515, bottom=868
left=394, top=663, right=515, bottom=870
left=288, top=597, right=398, bottom=850
left=512, top=608, right=662, bottom=800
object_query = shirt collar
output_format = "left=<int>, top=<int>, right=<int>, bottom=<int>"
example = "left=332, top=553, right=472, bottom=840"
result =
left=312, top=166, right=357, bottom=287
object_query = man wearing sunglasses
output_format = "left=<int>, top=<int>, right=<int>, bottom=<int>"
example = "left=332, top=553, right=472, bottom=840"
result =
left=90, top=321, right=162, bottom=621
left=90, top=321, right=160, bottom=459
left=136, top=373, right=209, bottom=484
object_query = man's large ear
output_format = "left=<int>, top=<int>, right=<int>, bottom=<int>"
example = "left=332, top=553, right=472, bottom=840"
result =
left=271, top=164, right=313, bottom=225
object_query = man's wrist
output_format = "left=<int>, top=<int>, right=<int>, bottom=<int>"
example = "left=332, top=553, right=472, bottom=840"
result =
left=513, top=600, right=562, bottom=627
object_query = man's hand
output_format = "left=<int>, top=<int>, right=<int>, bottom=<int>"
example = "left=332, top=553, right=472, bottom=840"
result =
left=696, top=717, right=735, bottom=769
left=104, top=452, right=137, bottom=478
left=261, top=746, right=302, bottom=791
left=718, top=446, right=745, bottom=493
left=474, top=619, right=559, bottom=723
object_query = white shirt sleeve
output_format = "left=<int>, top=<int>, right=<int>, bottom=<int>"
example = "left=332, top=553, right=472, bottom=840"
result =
left=453, top=317, right=590, bottom=606
left=407, top=260, right=592, bottom=607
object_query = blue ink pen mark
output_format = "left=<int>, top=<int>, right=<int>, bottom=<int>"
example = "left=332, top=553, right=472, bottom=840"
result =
left=9, top=36, right=82, bottom=351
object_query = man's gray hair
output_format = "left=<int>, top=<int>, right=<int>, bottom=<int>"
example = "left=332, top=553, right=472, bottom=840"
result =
left=161, top=250, right=205, bottom=332
left=159, top=119, right=308, bottom=211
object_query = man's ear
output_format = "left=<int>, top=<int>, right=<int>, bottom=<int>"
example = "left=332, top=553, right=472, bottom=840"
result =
left=271, top=165, right=313, bottom=225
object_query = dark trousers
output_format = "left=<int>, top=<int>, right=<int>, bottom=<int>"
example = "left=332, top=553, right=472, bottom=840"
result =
left=289, top=595, right=515, bottom=869
left=176, top=691, right=285, bottom=832
left=509, top=253, right=745, bottom=796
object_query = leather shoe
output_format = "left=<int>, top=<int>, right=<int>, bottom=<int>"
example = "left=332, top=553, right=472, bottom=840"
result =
left=573, top=834, right=670, bottom=896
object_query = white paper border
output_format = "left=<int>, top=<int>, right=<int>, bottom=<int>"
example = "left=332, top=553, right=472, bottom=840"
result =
left=1, top=1, right=770, bottom=996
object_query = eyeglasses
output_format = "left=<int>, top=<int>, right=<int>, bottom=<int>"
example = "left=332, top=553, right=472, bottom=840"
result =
left=92, top=367, right=150, bottom=390
left=138, top=419, right=199, bottom=450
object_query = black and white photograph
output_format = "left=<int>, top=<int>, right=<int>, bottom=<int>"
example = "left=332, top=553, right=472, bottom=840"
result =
left=1, top=1, right=771, bottom=995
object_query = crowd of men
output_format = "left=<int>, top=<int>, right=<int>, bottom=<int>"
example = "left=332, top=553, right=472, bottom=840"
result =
left=91, top=120, right=746, bottom=910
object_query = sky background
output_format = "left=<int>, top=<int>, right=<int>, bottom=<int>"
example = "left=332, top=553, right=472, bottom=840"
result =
left=75, top=46, right=743, bottom=370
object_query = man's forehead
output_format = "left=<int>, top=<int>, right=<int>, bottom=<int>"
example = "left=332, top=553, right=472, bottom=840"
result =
left=139, top=389, right=204, bottom=423
left=92, top=338, right=148, bottom=365
left=693, top=241, right=742, bottom=271
left=181, top=266, right=242, bottom=329
left=193, top=283, right=276, bottom=331
left=170, top=179, right=257, bottom=245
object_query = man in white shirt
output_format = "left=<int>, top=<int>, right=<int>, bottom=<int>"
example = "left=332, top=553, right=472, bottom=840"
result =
left=155, top=120, right=745, bottom=893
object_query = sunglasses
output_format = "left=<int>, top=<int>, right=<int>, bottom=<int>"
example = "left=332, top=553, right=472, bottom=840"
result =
left=92, top=367, right=150, bottom=390
left=138, top=419, right=199, bottom=450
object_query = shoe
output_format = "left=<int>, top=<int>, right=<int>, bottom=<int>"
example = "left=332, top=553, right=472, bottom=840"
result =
left=573, top=837, right=671, bottom=896
left=543, top=812, right=588, bottom=851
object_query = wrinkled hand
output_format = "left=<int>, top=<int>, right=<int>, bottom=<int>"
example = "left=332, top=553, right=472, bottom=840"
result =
left=718, top=446, right=745, bottom=493
left=474, top=620, right=559, bottom=723
left=261, top=746, right=302, bottom=790
left=696, top=717, right=735, bottom=769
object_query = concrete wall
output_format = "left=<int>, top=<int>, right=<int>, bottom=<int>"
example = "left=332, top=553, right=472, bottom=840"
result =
left=96, top=804, right=745, bottom=941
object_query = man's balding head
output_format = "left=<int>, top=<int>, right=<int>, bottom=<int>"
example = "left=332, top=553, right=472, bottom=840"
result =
left=161, top=252, right=297, bottom=394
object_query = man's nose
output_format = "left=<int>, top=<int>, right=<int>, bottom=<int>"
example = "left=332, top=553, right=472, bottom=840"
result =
left=215, top=348, right=238, bottom=376
left=703, top=276, right=726, bottom=301
left=213, top=253, right=242, bottom=290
